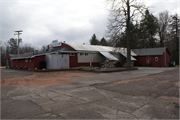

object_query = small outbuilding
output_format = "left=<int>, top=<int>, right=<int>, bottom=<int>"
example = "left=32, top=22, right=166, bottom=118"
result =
left=132, top=47, right=170, bottom=67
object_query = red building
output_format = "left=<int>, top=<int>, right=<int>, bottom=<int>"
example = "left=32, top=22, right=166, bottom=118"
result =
left=6, top=41, right=137, bottom=70
left=132, top=47, right=171, bottom=67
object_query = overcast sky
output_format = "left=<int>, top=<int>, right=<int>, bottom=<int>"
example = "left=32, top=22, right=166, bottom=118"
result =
left=0, top=0, right=179, bottom=48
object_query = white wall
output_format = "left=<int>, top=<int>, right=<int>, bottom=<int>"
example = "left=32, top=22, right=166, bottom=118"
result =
left=78, top=53, right=103, bottom=63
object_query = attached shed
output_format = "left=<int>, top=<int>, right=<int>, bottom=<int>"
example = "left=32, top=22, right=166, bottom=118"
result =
left=132, top=47, right=170, bottom=67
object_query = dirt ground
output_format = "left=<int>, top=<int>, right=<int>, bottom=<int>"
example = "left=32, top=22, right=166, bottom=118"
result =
left=93, top=68, right=179, bottom=105
left=1, top=70, right=92, bottom=86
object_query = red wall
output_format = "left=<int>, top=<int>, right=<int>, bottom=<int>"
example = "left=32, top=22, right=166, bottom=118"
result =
left=53, top=43, right=76, bottom=51
left=134, top=49, right=170, bottom=67
left=13, top=59, right=34, bottom=70
left=69, top=54, right=78, bottom=67
left=151, top=55, right=162, bottom=67
left=134, top=56, right=147, bottom=66
left=32, top=55, right=45, bottom=69
left=12, top=55, right=45, bottom=70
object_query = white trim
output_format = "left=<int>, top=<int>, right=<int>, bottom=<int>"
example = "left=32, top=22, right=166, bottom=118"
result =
left=155, top=57, right=158, bottom=61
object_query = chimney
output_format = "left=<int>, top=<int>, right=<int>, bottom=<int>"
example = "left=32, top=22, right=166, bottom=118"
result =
left=64, top=41, right=65, bottom=43
left=83, top=43, right=85, bottom=45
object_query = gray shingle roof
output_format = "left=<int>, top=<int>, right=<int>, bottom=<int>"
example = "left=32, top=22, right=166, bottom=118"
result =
left=10, top=47, right=74, bottom=59
left=132, top=48, right=166, bottom=56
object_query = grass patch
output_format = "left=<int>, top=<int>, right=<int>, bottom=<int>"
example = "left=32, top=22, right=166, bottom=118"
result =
left=175, top=65, right=179, bottom=67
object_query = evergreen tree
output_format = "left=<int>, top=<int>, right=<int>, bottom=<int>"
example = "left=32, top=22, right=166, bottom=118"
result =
left=100, top=37, right=108, bottom=46
left=169, top=14, right=180, bottom=64
left=89, top=34, right=99, bottom=45
left=139, top=10, right=159, bottom=48
left=113, top=22, right=141, bottom=49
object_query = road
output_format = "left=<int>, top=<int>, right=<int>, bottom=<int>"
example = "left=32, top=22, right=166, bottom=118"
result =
left=1, top=67, right=179, bottom=119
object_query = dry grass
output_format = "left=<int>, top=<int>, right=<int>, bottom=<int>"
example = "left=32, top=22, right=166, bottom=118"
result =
left=1, top=71, right=91, bottom=86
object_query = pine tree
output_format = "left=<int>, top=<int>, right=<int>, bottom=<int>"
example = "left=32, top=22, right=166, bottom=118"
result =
left=89, top=34, right=99, bottom=45
left=100, top=37, right=108, bottom=46
left=169, top=14, right=180, bottom=64
left=139, top=10, right=159, bottom=48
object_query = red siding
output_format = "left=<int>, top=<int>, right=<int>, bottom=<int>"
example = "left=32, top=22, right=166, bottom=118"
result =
left=134, top=49, right=170, bottom=67
left=162, top=49, right=170, bottom=67
left=13, top=59, right=34, bottom=70
left=134, top=56, right=147, bottom=66
left=32, top=55, right=45, bottom=69
left=12, top=55, right=45, bottom=70
left=53, top=43, right=76, bottom=51
left=69, top=54, right=78, bottom=67
left=151, top=55, right=162, bottom=67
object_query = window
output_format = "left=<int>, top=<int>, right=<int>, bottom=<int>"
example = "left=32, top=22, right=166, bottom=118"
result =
left=69, top=53, right=75, bottom=56
left=80, top=53, right=88, bottom=56
left=25, top=59, right=28, bottom=62
left=155, top=57, right=158, bottom=61
left=80, top=53, right=84, bottom=56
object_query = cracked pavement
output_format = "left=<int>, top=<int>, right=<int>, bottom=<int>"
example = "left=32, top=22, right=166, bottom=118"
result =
left=1, top=67, right=179, bottom=119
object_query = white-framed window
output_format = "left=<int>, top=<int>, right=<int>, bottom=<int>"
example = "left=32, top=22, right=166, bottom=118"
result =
left=69, top=53, right=75, bottom=56
left=155, top=57, right=158, bottom=61
left=25, top=59, right=28, bottom=62
left=80, top=53, right=88, bottom=56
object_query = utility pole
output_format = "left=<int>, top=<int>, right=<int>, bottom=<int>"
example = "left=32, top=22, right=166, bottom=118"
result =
left=163, top=33, right=167, bottom=67
left=126, top=0, right=131, bottom=68
left=14, top=30, right=23, bottom=55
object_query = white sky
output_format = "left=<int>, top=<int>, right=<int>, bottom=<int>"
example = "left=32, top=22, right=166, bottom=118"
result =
left=0, top=0, right=179, bottom=48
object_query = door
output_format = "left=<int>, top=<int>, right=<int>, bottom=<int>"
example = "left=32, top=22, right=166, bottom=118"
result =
left=146, top=56, right=151, bottom=66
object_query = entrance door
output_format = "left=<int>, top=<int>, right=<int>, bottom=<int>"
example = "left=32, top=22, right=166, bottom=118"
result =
left=146, top=56, right=151, bottom=66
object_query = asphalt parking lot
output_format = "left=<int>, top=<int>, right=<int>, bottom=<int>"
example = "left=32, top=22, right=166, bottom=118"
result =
left=1, top=67, right=179, bottom=119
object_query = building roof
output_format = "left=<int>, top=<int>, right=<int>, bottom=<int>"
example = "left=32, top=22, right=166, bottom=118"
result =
left=66, top=43, right=137, bottom=56
left=66, top=43, right=137, bottom=60
left=99, top=52, right=118, bottom=61
left=132, top=47, right=168, bottom=56
left=9, top=47, right=73, bottom=60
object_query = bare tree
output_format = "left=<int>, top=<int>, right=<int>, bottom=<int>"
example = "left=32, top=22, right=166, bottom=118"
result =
left=1, top=41, right=35, bottom=66
left=158, top=11, right=170, bottom=46
left=19, top=43, right=34, bottom=54
left=106, top=0, right=146, bottom=68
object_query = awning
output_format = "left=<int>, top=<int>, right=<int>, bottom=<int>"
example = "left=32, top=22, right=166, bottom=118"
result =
left=99, top=51, right=118, bottom=61
left=121, top=52, right=136, bottom=61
